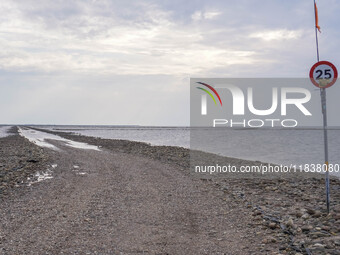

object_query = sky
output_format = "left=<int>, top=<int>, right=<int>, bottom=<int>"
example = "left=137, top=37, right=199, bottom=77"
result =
left=0, top=0, right=340, bottom=126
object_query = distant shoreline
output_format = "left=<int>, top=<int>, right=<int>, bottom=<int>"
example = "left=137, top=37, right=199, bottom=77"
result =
left=2, top=125, right=340, bottom=179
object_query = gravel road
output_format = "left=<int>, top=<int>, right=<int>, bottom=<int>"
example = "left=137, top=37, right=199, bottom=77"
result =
left=0, top=130, right=263, bottom=254
left=1, top=127, right=339, bottom=254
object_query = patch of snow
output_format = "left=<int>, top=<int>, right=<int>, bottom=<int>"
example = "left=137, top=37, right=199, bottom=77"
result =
left=27, top=163, right=58, bottom=186
left=18, top=127, right=101, bottom=151
left=27, top=170, right=53, bottom=186
left=0, top=126, right=12, bottom=138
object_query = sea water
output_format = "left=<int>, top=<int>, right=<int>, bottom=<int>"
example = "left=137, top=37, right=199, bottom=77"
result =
left=36, top=126, right=340, bottom=176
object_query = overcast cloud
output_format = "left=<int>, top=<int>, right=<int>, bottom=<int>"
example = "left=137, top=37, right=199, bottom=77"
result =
left=0, top=0, right=339, bottom=125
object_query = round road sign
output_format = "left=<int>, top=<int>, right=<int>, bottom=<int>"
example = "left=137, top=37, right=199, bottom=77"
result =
left=309, top=61, right=338, bottom=89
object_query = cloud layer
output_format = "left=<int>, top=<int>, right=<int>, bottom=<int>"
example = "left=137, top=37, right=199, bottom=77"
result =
left=0, top=0, right=339, bottom=125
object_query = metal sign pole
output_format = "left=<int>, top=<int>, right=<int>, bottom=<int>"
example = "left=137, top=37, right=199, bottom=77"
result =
left=314, top=0, right=330, bottom=213
left=321, top=88, right=330, bottom=213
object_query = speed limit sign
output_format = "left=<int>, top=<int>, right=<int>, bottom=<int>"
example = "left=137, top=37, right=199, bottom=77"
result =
left=309, top=61, right=338, bottom=88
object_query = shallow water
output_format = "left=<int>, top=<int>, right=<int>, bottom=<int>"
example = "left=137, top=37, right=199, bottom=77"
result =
left=191, top=128, right=340, bottom=166
left=36, top=125, right=340, bottom=176
left=39, top=126, right=190, bottom=148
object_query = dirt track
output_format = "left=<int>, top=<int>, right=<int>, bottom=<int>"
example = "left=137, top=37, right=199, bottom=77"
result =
left=1, top=128, right=340, bottom=254
left=0, top=133, right=262, bottom=254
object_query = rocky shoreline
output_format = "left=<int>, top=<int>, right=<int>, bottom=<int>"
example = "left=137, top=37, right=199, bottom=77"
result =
left=0, top=126, right=50, bottom=197
left=1, top=126, right=339, bottom=254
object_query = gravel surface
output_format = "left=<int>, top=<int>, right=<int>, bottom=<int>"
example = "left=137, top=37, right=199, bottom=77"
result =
left=0, top=127, right=50, bottom=197
left=0, top=127, right=339, bottom=254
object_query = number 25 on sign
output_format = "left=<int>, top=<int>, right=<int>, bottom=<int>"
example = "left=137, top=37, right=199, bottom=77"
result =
left=309, top=61, right=338, bottom=88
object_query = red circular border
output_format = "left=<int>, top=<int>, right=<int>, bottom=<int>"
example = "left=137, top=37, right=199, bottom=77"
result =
left=309, top=61, right=338, bottom=88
